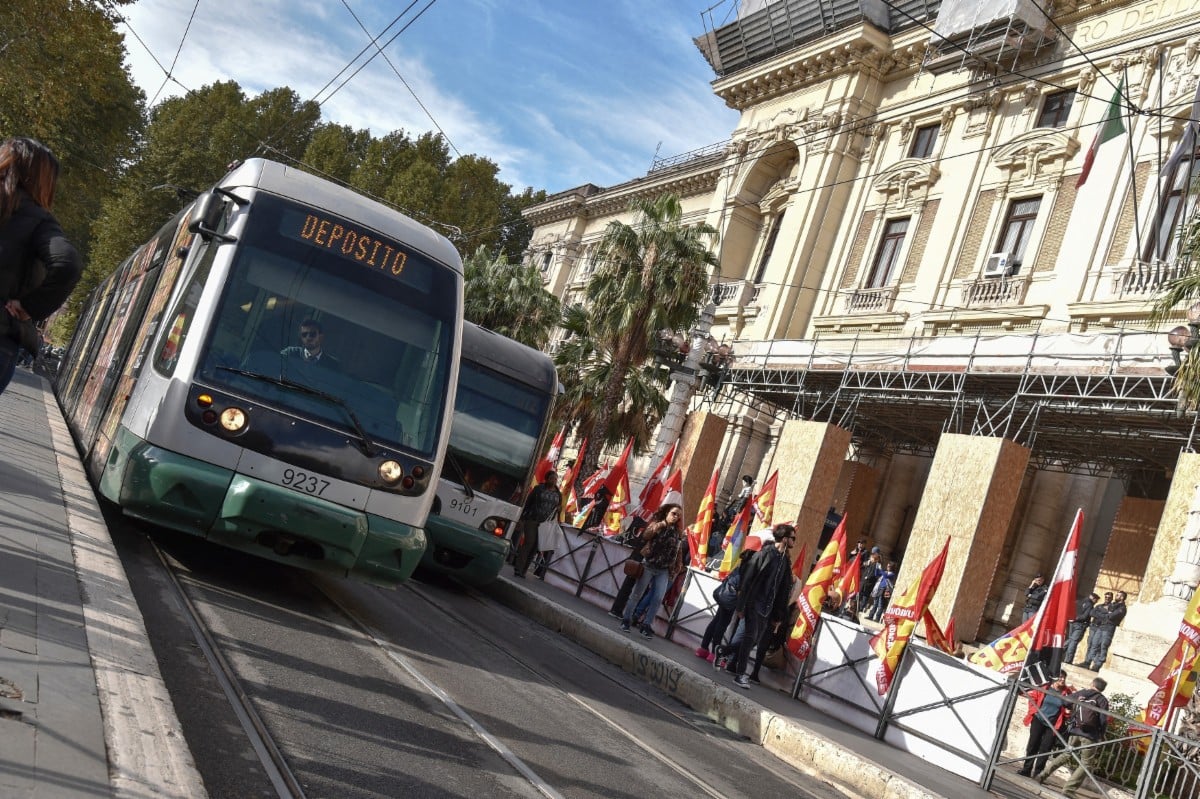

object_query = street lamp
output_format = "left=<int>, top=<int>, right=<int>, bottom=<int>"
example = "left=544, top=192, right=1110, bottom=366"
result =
left=698, top=336, right=736, bottom=393
left=1166, top=301, right=1200, bottom=377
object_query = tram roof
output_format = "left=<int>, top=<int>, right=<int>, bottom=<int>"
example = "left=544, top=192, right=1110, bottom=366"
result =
left=461, top=322, right=559, bottom=395
left=219, top=159, right=463, bottom=274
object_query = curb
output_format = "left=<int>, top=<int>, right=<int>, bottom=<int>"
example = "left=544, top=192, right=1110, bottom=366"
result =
left=43, top=384, right=208, bottom=799
left=486, top=577, right=945, bottom=799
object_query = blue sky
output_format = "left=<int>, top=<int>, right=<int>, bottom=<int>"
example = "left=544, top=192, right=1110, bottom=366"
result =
left=119, top=0, right=743, bottom=194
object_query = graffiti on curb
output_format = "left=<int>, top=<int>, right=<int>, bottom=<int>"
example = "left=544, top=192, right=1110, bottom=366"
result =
left=631, top=651, right=683, bottom=694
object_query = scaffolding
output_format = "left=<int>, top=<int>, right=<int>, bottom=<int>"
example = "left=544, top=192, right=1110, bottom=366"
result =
left=715, top=329, right=1200, bottom=480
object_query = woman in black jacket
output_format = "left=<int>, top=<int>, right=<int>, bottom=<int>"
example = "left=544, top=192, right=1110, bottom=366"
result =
left=0, top=138, right=83, bottom=394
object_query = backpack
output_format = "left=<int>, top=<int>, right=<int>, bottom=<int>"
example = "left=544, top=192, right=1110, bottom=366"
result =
left=713, top=570, right=741, bottom=609
left=1069, top=690, right=1106, bottom=738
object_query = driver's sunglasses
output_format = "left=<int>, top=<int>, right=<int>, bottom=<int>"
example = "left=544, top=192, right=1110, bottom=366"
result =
left=300, top=330, right=320, bottom=339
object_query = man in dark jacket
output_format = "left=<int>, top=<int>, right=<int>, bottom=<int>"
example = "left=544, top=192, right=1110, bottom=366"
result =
left=1080, top=591, right=1126, bottom=671
left=1064, top=593, right=1098, bottom=666
left=512, top=473, right=562, bottom=578
left=730, top=523, right=796, bottom=688
left=1036, top=677, right=1109, bottom=797
left=1023, top=574, right=1048, bottom=622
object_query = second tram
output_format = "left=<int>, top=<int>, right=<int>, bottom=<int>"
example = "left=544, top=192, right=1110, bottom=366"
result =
left=420, top=322, right=558, bottom=584
left=57, top=159, right=463, bottom=585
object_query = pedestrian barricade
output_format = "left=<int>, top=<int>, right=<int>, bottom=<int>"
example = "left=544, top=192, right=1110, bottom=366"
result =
left=524, top=547, right=1200, bottom=798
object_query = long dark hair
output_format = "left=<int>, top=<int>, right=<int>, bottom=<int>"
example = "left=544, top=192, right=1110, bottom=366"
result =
left=0, top=137, right=60, bottom=221
left=651, top=503, right=683, bottom=526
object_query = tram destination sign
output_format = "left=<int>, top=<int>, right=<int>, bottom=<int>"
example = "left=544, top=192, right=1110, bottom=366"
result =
left=291, top=211, right=412, bottom=279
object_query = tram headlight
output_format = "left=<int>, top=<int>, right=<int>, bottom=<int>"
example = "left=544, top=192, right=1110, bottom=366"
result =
left=481, top=517, right=507, bottom=538
left=219, top=407, right=246, bottom=432
left=379, top=460, right=404, bottom=485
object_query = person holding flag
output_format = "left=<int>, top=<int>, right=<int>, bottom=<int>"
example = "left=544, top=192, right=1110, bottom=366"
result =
left=869, top=538, right=950, bottom=695
left=730, top=523, right=797, bottom=688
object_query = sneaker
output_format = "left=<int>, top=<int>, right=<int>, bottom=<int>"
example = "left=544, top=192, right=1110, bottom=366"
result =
left=705, top=652, right=716, bottom=663
left=734, top=674, right=751, bottom=689
left=607, top=610, right=622, bottom=620
left=639, top=626, right=653, bottom=639
left=694, top=647, right=711, bottom=659
left=713, top=656, right=727, bottom=670
left=512, top=571, right=525, bottom=579
left=620, top=621, right=630, bottom=633
left=748, top=674, right=761, bottom=684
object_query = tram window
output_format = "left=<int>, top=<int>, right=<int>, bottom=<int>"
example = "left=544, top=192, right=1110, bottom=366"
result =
left=153, top=244, right=217, bottom=375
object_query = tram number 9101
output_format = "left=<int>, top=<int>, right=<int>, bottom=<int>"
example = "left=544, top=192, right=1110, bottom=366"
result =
left=280, top=468, right=330, bottom=496
left=448, top=497, right=479, bottom=518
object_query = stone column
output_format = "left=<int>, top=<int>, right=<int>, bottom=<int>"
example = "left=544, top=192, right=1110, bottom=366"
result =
left=718, top=413, right=756, bottom=501
left=1112, top=451, right=1200, bottom=678
left=993, top=469, right=1066, bottom=626
left=906, top=433, right=1030, bottom=643
left=653, top=304, right=716, bottom=460
left=772, top=419, right=851, bottom=559
left=870, top=452, right=927, bottom=557
left=676, top=410, right=729, bottom=527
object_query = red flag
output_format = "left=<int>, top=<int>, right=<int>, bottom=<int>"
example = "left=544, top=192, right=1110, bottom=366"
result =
left=533, top=427, right=565, bottom=485
left=790, top=542, right=809, bottom=581
left=688, top=468, right=720, bottom=567
left=786, top=517, right=846, bottom=660
left=922, top=609, right=957, bottom=655
left=752, top=470, right=779, bottom=526
left=632, top=442, right=676, bottom=521
left=560, top=437, right=586, bottom=517
left=659, top=469, right=683, bottom=509
left=870, top=538, right=950, bottom=695
left=1026, top=509, right=1082, bottom=681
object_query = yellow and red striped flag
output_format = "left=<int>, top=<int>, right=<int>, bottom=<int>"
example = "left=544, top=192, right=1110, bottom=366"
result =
left=718, top=499, right=755, bottom=579
left=837, top=550, right=862, bottom=601
left=922, top=609, right=957, bottom=655
left=1139, top=582, right=1200, bottom=730
left=870, top=538, right=950, bottom=695
left=603, top=470, right=632, bottom=536
left=969, top=617, right=1035, bottom=674
left=786, top=516, right=847, bottom=660
left=752, top=470, right=778, bottom=526
left=688, top=468, right=720, bottom=567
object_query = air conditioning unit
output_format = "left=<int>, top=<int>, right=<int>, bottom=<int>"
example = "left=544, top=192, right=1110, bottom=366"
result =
left=983, top=252, right=1011, bottom=278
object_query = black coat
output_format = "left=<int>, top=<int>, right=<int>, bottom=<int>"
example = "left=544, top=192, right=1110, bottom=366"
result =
left=0, top=193, right=83, bottom=321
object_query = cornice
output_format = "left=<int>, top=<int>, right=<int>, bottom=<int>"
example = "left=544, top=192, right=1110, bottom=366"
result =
left=711, top=24, right=898, bottom=110
left=522, top=159, right=724, bottom=227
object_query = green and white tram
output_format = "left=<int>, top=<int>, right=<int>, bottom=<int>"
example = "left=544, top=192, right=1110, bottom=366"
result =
left=58, top=159, right=463, bottom=585
left=421, top=322, right=557, bottom=584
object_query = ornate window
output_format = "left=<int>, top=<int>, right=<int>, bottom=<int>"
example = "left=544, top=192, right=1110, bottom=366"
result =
left=909, top=124, right=939, bottom=159
left=868, top=218, right=910, bottom=287
left=996, top=197, right=1042, bottom=272
left=1037, top=90, right=1075, bottom=128
left=540, top=251, right=552, bottom=273
left=753, top=213, right=784, bottom=284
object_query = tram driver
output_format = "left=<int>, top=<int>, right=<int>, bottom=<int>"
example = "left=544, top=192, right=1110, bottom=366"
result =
left=280, top=318, right=341, bottom=371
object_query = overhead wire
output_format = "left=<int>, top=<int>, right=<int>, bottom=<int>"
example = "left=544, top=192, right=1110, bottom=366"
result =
left=146, top=0, right=201, bottom=108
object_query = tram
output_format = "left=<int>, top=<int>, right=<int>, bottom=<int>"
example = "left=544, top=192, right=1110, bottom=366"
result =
left=57, top=159, right=463, bottom=585
left=420, top=322, right=558, bottom=584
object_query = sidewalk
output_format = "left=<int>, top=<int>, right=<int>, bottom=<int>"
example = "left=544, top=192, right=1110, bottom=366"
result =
left=484, top=569, right=1039, bottom=799
left=0, top=368, right=205, bottom=799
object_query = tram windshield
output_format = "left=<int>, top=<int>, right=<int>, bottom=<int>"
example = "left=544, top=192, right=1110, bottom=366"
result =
left=445, top=360, right=551, bottom=506
left=197, top=194, right=459, bottom=458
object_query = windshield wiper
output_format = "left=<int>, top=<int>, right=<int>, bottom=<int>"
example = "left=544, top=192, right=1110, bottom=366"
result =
left=445, top=450, right=475, bottom=500
left=215, top=366, right=377, bottom=457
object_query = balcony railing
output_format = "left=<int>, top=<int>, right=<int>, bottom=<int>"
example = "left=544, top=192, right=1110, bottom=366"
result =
left=962, top=271, right=1031, bottom=308
left=1113, top=259, right=1187, bottom=298
left=845, top=285, right=898, bottom=314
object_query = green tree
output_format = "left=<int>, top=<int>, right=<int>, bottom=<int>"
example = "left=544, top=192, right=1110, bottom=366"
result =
left=558, top=194, right=718, bottom=476
left=0, top=0, right=143, bottom=255
left=61, top=82, right=322, bottom=334
left=463, top=248, right=560, bottom=349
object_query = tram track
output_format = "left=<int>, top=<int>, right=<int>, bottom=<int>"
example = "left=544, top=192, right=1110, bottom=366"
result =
left=148, top=532, right=829, bottom=799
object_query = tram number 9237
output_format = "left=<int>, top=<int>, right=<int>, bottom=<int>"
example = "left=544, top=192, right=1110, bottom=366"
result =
left=448, top=497, right=480, bottom=518
left=281, top=468, right=331, bottom=496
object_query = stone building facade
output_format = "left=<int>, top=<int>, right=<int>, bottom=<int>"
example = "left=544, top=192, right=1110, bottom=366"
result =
left=523, top=0, right=1200, bottom=699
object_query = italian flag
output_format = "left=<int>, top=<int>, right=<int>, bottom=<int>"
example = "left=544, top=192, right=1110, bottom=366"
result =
left=1076, top=79, right=1127, bottom=188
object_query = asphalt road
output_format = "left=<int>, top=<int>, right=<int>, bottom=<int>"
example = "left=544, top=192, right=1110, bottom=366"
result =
left=111, top=519, right=847, bottom=799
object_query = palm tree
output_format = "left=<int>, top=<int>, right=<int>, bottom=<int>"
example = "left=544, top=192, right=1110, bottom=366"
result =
left=556, top=193, right=718, bottom=477
left=463, top=247, right=561, bottom=349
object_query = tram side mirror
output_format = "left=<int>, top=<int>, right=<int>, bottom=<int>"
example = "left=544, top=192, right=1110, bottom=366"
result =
left=187, top=192, right=235, bottom=242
